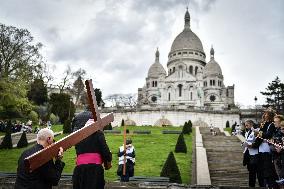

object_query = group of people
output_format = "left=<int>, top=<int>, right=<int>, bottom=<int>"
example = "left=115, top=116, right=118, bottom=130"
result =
left=243, top=109, right=284, bottom=188
left=14, top=110, right=135, bottom=189
left=0, top=120, right=33, bottom=133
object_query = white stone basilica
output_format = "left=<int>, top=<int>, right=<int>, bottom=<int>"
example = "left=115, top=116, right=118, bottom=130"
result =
left=137, top=9, right=235, bottom=111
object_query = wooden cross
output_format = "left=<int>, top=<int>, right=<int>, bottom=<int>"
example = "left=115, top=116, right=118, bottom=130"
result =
left=24, top=79, right=114, bottom=172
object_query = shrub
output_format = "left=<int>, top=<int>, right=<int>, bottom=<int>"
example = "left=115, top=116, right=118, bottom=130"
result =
left=63, top=119, right=72, bottom=134
left=226, top=120, right=230, bottom=128
left=49, top=113, right=59, bottom=125
left=182, top=122, right=190, bottom=134
left=121, top=119, right=125, bottom=126
left=103, top=123, right=112, bottom=130
left=175, top=134, right=187, bottom=153
left=17, top=132, right=28, bottom=148
left=188, top=120, right=192, bottom=133
left=28, top=110, right=38, bottom=124
left=160, top=151, right=182, bottom=183
left=0, top=120, right=13, bottom=149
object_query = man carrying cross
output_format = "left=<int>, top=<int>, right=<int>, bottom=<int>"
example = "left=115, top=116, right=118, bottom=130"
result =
left=72, top=109, right=112, bottom=189
left=15, top=128, right=65, bottom=189
left=21, top=80, right=114, bottom=189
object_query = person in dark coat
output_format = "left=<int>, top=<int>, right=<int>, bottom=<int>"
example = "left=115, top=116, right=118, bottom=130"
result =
left=15, top=128, right=65, bottom=189
left=72, top=111, right=112, bottom=189
left=252, top=110, right=279, bottom=188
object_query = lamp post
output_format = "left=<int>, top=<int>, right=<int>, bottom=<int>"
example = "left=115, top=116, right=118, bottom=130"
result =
left=254, top=96, right=258, bottom=123
left=69, top=97, right=73, bottom=120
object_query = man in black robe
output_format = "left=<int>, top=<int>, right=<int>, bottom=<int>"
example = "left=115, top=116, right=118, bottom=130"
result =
left=72, top=111, right=112, bottom=189
left=15, top=128, right=65, bottom=189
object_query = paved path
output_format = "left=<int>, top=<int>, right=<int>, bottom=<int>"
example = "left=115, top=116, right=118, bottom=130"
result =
left=0, top=131, right=62, bottom=148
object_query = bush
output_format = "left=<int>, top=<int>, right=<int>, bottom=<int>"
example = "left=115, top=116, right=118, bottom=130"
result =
left=0, top=120, right=13, bottom=149
left=49, top=93, right=75, bottom=123
left=28, top=110, right=38, bottom=124
left=103, top=123, right=112, bottom=130
left=188, top=120, right=192, bottom=133
left=17, top=132, right=28, bottom=148
left=175, top=134, right=187, bottom=153
left=121, top=119, right=125, bottom=126
left=226, top=120, right=230, bottom=128
left=182, top=122, right=190, bottom=134
left=0, top=132, right=13, bottom=149
left=63, top=119, right=72, bottom=134
left=160, top=151, right=182, bottom=183
left=49, top=113, right=59, bottom=125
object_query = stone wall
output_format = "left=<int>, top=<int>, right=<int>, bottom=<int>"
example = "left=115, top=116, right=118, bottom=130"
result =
left=102, top=110, right=240, bottom=129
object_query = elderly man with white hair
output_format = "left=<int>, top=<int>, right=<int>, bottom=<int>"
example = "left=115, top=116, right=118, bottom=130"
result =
left=15, top=128, right=65, bottom=189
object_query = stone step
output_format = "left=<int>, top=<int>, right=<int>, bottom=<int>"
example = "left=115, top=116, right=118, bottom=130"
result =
left=199, top=128, right=249, bottom=187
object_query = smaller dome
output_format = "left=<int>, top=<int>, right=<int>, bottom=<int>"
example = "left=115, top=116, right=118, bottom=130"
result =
left=148, top=48, right=166, bottom=78
left=203, top=47, right=222, bottom=77
left=148, top=63, right=166, bottom=78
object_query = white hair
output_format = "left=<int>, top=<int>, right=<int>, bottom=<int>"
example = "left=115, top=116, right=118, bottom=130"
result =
left=37, top=128, right=54, bottom=142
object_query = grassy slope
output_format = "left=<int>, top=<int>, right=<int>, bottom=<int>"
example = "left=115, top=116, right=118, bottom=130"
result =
left=0, top=125, right=193, bottom=184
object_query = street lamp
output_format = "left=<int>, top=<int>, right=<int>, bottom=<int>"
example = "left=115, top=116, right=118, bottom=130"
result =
left=69, top=97, right=73, bottom=120
left=254, top=96, right=258, bottom=123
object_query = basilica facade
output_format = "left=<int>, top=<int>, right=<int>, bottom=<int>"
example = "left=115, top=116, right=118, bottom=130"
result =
left=137, top=9, right=235, bottom=111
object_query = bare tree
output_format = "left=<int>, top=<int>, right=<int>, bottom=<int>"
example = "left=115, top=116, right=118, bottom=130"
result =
left=72, top=68, right=86, bottom=106
left=41, top=63, right=55, bottom=87
left=57, top=65, right=72, bottom=93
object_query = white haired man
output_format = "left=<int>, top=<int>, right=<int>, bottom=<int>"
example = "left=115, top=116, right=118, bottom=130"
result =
left=15, top=128, right=65, bottom=189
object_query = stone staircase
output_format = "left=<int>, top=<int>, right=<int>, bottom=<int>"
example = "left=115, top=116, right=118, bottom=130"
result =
left=199, top=127, right=249, bottom=187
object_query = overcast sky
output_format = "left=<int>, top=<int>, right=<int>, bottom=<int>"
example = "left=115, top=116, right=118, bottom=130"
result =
left=1, top=0, right=283, bottom=108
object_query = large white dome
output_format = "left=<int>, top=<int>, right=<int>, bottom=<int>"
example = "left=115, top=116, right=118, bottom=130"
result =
left=170, top=10, right=204, bottom=53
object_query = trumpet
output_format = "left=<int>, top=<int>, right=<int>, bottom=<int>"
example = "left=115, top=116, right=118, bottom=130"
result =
left=256, top=135, right=284, bottom=149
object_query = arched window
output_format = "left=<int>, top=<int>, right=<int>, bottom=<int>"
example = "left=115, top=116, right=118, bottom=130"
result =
left=169, top=69, right=172, bottom=74
left=190, top=92, right=192, bottom=100
left=178, top=66, right=183, bottom=78
left=178, top=84, right=183, bottom=97
left=189, top=66, right=193, bottom=74
left=173, top=67, right=175, bottom=72
left=213, top=80, right=215, bottom=86
left=210, top=80, right=212, bottom=86
left=195, top=66, right=198, bottom=75
left=155, top=81, right=157, bottom=87
left=152, top=81, right=154, bottom=87
left=168, top=93, right=171, bottom=101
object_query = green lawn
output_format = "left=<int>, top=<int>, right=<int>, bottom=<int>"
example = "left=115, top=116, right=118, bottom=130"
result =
left=224, top=127, right=232, bottom=134
left=0, top=125, right=193, bottom=184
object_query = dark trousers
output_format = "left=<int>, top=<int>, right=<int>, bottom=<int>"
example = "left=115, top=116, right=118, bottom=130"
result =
left=258, top=152, right=279, bottom=189
left=118, top=162, right=135, bottom=182
left=73, top=164, right=105, bottom=189
left=247, top=154, right=264, bottom=187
